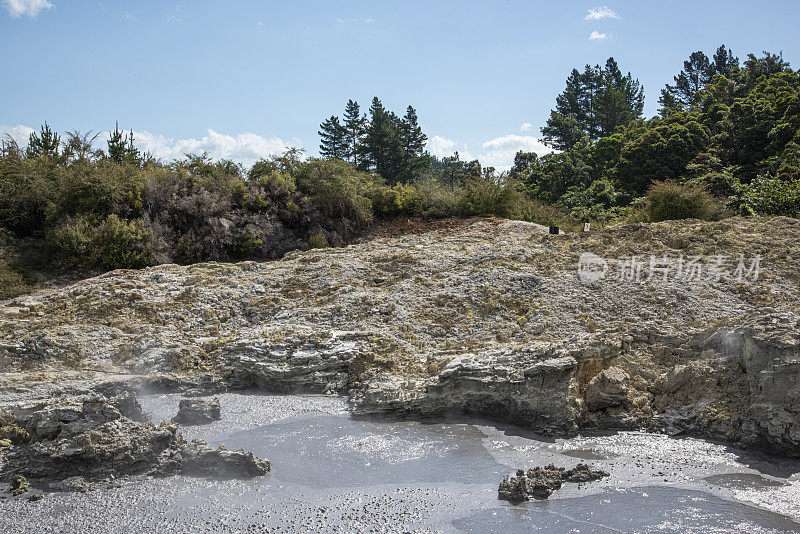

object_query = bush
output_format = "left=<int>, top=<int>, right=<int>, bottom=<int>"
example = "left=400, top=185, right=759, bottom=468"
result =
left=370, top=180, right=461, bottom=219
left=458, top=176, right=526, bottom=218
left=559, top=178, right=632, bottom=221
left=0, top=230, right=30, bottom=299
left=645, top=181, right=726, bottom=222
left=307, top=232, right=329, bottom=249
left=294, top=158, right=375, bottom=227
left=47, top=214, right=154, bottom=270
left=731, top=175, right=800, bottom=217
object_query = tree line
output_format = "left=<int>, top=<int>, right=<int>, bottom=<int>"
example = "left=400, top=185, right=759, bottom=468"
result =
left=319, top=97, right=429, bottom=185
left=513, top=47, right=799, bottom=221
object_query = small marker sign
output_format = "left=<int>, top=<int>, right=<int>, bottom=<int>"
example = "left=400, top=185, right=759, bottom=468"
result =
left=583, top=222, right=590, bottom=232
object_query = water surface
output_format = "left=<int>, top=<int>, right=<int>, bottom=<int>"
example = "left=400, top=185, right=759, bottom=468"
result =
left=2, top=391, right=799, bottom=533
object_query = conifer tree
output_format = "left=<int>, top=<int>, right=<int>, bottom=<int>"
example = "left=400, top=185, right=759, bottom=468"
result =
left=343, top=99, right=366, bottom=167
left=658, top=88, right=682, bottom=117
left=670, top=51, right=713, bottom=106
left=318, top=115, right=349, bottom=159
left=712, top=45, right=739, bottom=78
left=594, top=58, right=644, bottom=138
left=107, top=123, right=141, bottom=165
left=662, top=46, right=740, bottom=111
left=25, top=122, right=60, bottom=159
left=363, top=97, right=404, bottom=183
left=542, top=58, right=643, bottom=150
left=398, top=105, right=428, bottom=182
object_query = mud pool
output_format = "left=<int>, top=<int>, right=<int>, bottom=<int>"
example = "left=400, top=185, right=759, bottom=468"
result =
left=2, top=391, right=800, bottom=533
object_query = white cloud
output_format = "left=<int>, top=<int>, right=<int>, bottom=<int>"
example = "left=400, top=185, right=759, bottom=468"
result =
left=0, top=124, right=35, bottom=147
left=519, top=122, right=532, bottom=132
left=2, top=0, right=52, bottom=18
left=479, top=135, right=552, bottom=170
left=427, top=135, right=475, bottom=162
left=130, top=129, right=296, bottom=167
left=336, top=16, right=374, bottom=24
left=428, top=133, right=553, bottom=171
left=1, top=124, right=297, bottom=167
left=585, top=6, right=619, bottom=20
left=589, top=30, right=610, bottom=40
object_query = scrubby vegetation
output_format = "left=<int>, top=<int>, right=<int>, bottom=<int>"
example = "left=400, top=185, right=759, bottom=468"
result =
left=512, top=48, right=800, bottom=223
left=0, top=129, right=537, bottom=298
left=1, top=47, right=798, bottom=299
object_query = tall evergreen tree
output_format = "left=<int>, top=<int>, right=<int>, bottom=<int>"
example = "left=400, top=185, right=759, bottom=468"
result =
left=712, top=45, right=739, bottom=78
left=657, top=87, right=682, bottom=117
left=107, top=123, right=141, bottom=165
left=670, top=51, right=713, bottom=106
left=594, top=58, right=645, bottom=138
left=398, top=105, right=428, bottom=182
left=662, top=46, right=739, bottom=111
left=363, top=97, right=404, bottom=183
left=25, top=122, right=60, bottom=159
left=342, top=99, right=366, bottom=167
left=318, top=115, right=349, bottom=159
left=542, top=58, right=643, bottom=150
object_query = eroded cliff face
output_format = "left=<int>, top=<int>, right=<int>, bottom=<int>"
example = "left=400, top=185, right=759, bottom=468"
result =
left=1, top=216, right=799, bottom=458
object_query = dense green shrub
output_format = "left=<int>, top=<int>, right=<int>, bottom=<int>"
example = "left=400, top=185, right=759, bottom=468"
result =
left=614, top=119, right=709, bottom=195
left=294, top=158, right=375, bottom=227
left=46, top=214, right=154, bottom=270
left=560, top=178, right=632, bottom=221
left=732, top=175, right=800, bottom=217
left=458, top=176, right=526, bottom=219
left=645, top=181, right=726, bottom=222
left=0, top=230, right=30, bottom=299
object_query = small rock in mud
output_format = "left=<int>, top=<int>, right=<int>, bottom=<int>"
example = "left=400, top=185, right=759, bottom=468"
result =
left=49, top=476, right=90, bottom=493
left=172, top=397, right=222, bottom=425
left=178, top=442, right=271, bottom=478
left=498, top=463, right=609, bottom=502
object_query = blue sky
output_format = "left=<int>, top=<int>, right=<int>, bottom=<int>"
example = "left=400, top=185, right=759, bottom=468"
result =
left=2, top=0, right=799, bottom=169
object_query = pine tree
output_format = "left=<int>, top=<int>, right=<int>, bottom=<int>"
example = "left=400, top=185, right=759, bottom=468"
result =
left=542, top=68, right=591, bottom=150
left=362, top=97, right=405, bottom=183
left=712, top=45, right=739, bottom=78
left=671, top=51, right=713, bottom=106
left=594, top=58, right=644, bottom=138
left=107, top=123, right=140, bottom=165
left=398, top=105, right=428, bottom=182
left=25, top=122, right=60, bottom=159
left=343, top=99, right=366, bottom=167
left=318, top=116, right=349, bottom=159
left=542, top=58, right=643, bottom=149
left=662, top=46, right=741, bottom=112
left=658, top=87, right=681, bottom=117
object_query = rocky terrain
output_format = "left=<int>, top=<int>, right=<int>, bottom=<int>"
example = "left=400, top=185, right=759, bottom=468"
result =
left=1, top=216, right=799, bottom=492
